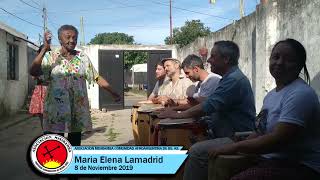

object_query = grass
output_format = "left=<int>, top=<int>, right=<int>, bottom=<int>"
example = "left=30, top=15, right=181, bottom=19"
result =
left=128, top=88, right=148, bottom=96
left=105, top=127, right=121, bottom=142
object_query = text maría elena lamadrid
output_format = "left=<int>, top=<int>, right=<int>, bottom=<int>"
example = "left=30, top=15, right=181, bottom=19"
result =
left=74, top=156, right=164, bottom=164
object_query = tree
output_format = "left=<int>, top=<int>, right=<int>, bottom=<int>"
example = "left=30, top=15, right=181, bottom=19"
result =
left=124, top=51, right=148, bottom=70
left=89, top=32, right=147, bottom=69
left=164, top=20, right=211, bottom=47
left=89, top=32, right=134, bottom=45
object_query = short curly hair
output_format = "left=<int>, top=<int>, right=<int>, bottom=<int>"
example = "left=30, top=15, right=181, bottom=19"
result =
left=58, top=25, right=78, bottom=39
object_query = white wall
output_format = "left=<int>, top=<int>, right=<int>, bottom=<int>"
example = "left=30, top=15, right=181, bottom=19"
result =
left=176, top=0, right=320, bottom=111
left=82, top=44, right=177, bottom=109
left=0, top=30, right=28, bottom=117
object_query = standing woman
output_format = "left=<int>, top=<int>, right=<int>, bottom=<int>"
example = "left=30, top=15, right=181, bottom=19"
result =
left=29, top=45, right=50, bottom=129
left=30, top=25, right=120, bottom=146
left=209, top=39, right=320, bottom=180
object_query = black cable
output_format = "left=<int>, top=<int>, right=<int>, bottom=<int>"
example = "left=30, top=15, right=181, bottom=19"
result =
left=0, top=7, right=42, bottom=28
left=30, top=0, right=41, bottom=7
left=145, top=0, right=234, bottom=21
left=19, top=0, right=42, bottom=10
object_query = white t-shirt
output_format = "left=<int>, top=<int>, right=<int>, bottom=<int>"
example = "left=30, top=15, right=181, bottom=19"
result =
left=150, top=77, right=169, bottom=97
left=193, top=73, right=221, bottom=98
left=261, top=78, right=320, bottom=172
left=158, top=76, right=196, bottom=99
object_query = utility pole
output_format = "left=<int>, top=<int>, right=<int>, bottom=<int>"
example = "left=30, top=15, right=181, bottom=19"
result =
left=42, top=6, right=48, bottom=33
left=38, top=33, right=42, bottom=45
left=240, top=0, right=245, bottom=18
left=80, top=16, right=85, bottom=46
left=169, top=0, right=173, bottom=44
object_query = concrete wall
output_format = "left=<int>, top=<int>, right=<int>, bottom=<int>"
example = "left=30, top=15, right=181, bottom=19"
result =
left=0, top=30, right=29, bottom=117
left=275, top=0, right=320, bottom=98
left=176, top=0, right=320, bottom=111
left=27, top=45, right=38, bottom=95
left=82, top=45, right=177, bottom=109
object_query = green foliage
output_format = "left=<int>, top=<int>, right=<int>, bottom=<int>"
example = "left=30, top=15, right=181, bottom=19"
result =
left=105, top=127, right=120, bottom=142
left=89, top=32, right=148, bottom=70
left=124, top=51, right=148, bottom=70
left=89, top=32, right=134, bottom=45
left=165, top=20, right=211, bottom=47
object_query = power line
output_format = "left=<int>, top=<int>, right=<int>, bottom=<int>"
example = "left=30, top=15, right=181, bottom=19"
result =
left=1, top=1, right=235, bottom=22
left=0, top=8, right=226, bottom=32
left=0, top=7, right=42, bottom=28
left=47, top=16, right=59, bottom=30
left=0, top=5, right=143, bottom=15
left=0, top=11, right=38, bottom=15
left=84, top=20, right=223, bottom=29
left=19, top=0, right=41, bottom=10
left=108, top=0, right=233, bottom=21
left=41, top=16, right=60, bottom=44
left=48, top=4, right=144, bottom=14
left=30, top=0, right=41, bottom=7
left=146, top=0, right=234, bottom=21
left=85, top=23, right=167, bottom=29
left=107, top=0, right=136, bottom=7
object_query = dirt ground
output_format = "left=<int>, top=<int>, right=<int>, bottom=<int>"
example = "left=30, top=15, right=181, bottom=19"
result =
left=0, top=92, right=168, bottom=180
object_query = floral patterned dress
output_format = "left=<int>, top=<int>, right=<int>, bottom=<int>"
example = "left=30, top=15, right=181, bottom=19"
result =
left=29, top=81, right=47, bottom=115
left=41, top=48, right=98, bottom=133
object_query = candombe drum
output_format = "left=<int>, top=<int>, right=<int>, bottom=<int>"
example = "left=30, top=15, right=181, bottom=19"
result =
left=131, top=103, right=141, bottom=145
left=135, top=102, right=163, bottom=145
left=149, top=111, right=161, bottom=145
left=153, top=118, right=207, bottom=180
left=155, top=118, right=207, bottom=149
left=130, top=100, right=154, bottom=145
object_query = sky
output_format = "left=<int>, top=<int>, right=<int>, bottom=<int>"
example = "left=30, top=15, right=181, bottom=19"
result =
left=0, top=0, right=259, bottom=45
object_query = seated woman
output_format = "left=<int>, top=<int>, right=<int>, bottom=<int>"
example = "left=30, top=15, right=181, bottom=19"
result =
left=209, top=39, right=320, bottom=180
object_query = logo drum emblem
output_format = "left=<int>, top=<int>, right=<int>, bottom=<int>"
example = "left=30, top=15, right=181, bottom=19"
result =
left=30, top=134, right=73, bottom=174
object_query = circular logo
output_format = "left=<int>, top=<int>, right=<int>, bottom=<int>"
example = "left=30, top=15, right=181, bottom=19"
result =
left=30, top=134, right=73, bottom=175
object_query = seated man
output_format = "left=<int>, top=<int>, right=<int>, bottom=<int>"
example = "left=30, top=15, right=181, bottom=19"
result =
left=158, top=41, right=256, bottom=180
left=153, top=58, right=196, bottom=106
left=210, top=39, right=320, bottom=180
left=169, top=54, right=221, bottom=110
left=148, top=61, right=167, bottom=100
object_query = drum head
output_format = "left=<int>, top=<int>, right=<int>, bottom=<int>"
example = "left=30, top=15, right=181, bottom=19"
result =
left=137, top=104, right=163, bottom=113
left=133, top=104, right=141, bottom=108
left=138, top=100, right=154, bottom=104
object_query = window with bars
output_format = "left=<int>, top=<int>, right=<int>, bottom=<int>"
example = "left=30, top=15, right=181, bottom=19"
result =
left=7, top=43, right=19, bottom=80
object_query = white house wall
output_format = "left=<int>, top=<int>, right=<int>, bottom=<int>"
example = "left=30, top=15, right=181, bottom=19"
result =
left=0, top=30, right=28, bottom=117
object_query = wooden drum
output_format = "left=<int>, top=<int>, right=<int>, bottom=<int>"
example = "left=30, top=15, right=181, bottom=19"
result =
left=131, top=104, right=141, bottom=145
left=133, top=102, right=163, bottom=145
left=156, top=118, right=207, bottom=149
left=149, top=111, right=161, bottom=145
